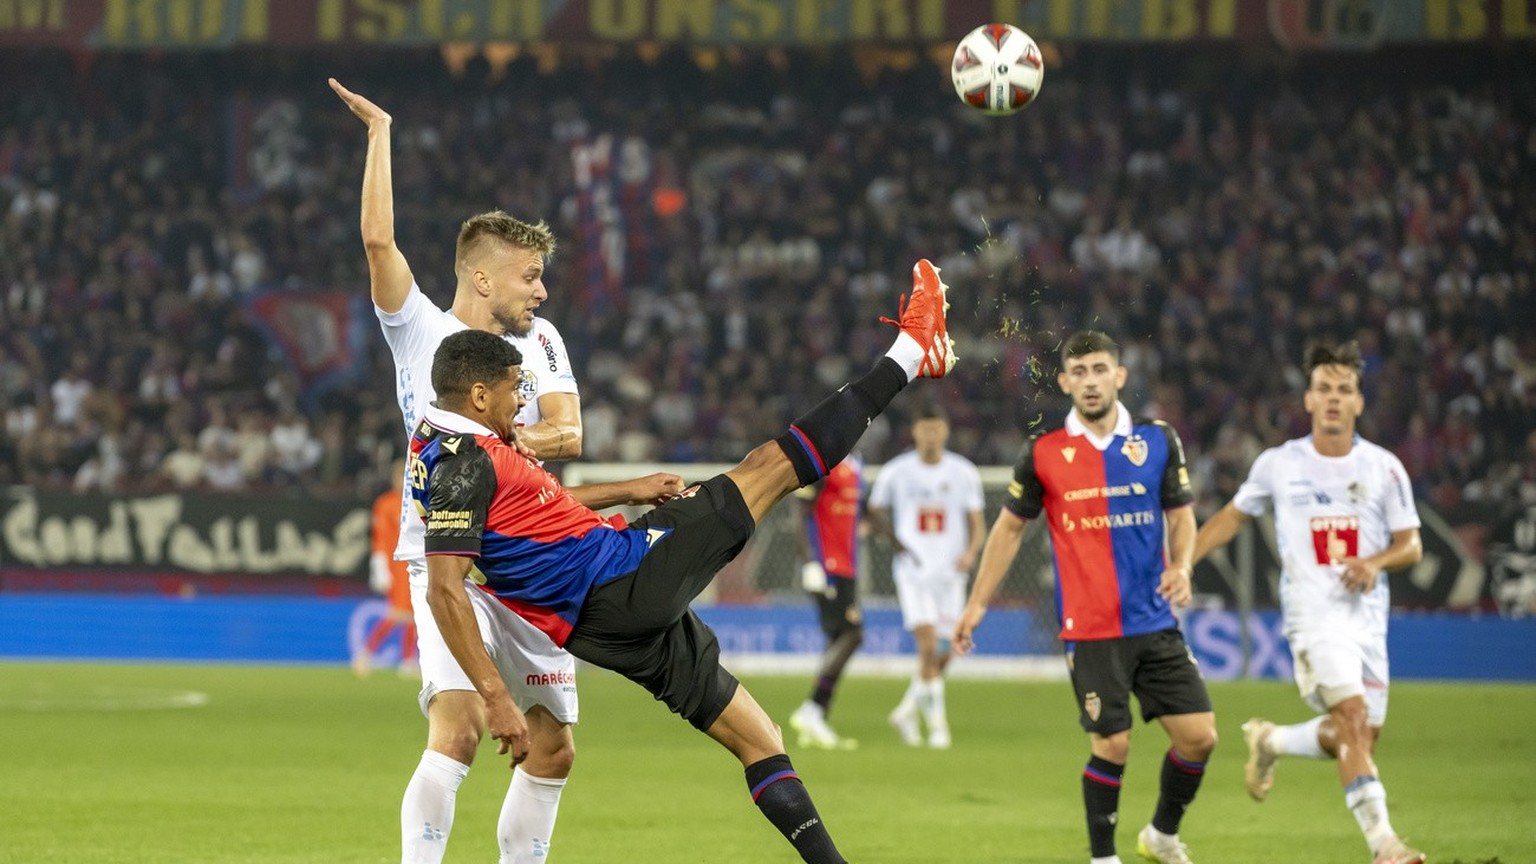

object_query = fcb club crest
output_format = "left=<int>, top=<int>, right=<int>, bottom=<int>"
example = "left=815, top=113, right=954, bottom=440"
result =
left=1120, top=434, right=1148, bottom=467
left=1084, top=691, right=1102, bottom=722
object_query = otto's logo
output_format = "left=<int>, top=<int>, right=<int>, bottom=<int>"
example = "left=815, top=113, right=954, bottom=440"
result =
left=1120, top=435, right=1148, bottom=467
left=525, top=671, right=576, bottom=686
left=1310, top=515, right=1360, bottom=565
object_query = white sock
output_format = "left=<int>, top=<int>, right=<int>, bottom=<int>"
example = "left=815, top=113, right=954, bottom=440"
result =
left=922, top=677, right=947, bottom=724
left=895, top=675, right=923, bottom=714
left=498, top=768, right=567, bottom=864
left=1090, top=856, right=1123, bottom=864
left=884, top=331, right=925, bottom=381
left=402, top=749, right=469, bottom=864
left=1344, top=776, right=1395, bottom=853
left=1271, top=715, right=1328, bottom=759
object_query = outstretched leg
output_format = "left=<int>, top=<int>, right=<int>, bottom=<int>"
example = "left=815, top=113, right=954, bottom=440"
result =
left=730, top=260, right=956, bottom=524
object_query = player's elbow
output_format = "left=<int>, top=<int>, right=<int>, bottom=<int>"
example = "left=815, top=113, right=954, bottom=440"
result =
left=362, top=233, right=396, bottom=254
left=561, top=429, right=583, bottom=459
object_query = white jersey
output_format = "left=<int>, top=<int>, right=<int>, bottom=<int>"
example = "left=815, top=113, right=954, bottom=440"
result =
left=868, top=450, right=984, bottom=581
left=1232, top=436, right=1419, bottom=636
left=376, top=283, right=579, bottom=567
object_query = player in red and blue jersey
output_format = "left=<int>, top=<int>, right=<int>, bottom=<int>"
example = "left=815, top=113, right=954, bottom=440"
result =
left=787, top=455, right=865, bottom=749
left=956, top=331, right=1216, bottom=864
left=419, top=259, right=956, bottom=864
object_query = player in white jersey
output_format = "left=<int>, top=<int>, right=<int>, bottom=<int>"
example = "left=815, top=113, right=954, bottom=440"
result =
left=1195, top=341, right=1425, bottom=864
left=333, top=79, right=597, bottom=864
left=867, top=403, right=985, bottom=749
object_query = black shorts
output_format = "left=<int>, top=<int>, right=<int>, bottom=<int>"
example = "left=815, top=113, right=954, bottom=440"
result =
left=565, top=474, right=754, bottom=731
left=1065, top=629, right=1212, bottom=736
left=812, top=577, right=862, bottom=641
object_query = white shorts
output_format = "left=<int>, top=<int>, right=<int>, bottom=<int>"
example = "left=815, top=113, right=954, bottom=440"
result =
left=409, top=561, right=579, bottom=723
left=1287, top=626, right=1389, bottom=726
left=893, top=574, right=966, bottom=633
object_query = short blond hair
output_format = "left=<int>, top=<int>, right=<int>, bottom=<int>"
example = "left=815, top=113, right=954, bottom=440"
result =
left=454, top=210, right=556, bottom=272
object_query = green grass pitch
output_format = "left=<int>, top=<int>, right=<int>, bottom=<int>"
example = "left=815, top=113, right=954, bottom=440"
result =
left=0, top=661, right=1530, bottom=863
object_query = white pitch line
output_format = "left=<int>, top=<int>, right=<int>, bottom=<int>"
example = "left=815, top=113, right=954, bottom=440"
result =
left=0, top=687, right=211, bottom=712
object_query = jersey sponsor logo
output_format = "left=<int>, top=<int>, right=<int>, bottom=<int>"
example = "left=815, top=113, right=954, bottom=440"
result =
left=1062, top=483, right=1146, bottom=502
left=539, top=333, right=559, bottom=372
left=428, top=509, right=474, bottom=531
left=525, top=670, right=576, bottom=686
left=1084, top=691, right=1101, bottom=721
left=917, top=506, right=946, bottom=533
left=1310, top=515, right=1360, bottom=564
left=1061, top=446, right=1077, bottom=464
left=1060, top=509, right=1156, bottom=532
left=1314, top=491, right=1332, bottom=504
left=1120, top=434, right=1148, bottom=466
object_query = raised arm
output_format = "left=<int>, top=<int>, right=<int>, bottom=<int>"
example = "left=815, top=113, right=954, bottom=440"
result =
left=1192, top=502, right=1251, bottom=563
left=329, top=77, right=415, bottom=313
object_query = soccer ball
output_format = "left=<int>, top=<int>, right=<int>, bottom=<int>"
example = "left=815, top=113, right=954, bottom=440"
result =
left=951, top=23, right=1044, bottom=116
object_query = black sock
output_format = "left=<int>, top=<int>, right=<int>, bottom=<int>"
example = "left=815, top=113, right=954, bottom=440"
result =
left=745, top=754, right=845, bottom=864
left=775, top=358, right=907, bottom=486
left=1083, top=755, right=1125, bottom=858
left=1152, top=748, right=1206, bottom=836
left=811, top=628, right=863, bottom=714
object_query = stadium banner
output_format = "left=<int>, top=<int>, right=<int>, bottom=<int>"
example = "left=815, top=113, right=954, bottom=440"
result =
left=0, top=487, right=370, bottom=578
left=1, top=0, right=1533, bottom=47
left=2, top=595, right=1532, bottom=682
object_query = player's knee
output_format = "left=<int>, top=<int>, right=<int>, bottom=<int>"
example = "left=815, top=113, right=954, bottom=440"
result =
left=846, top=624, right=865, bottom=649
left=1183, top=726, right=1218, bottom=761
left=531, top=732, right=575, bottom=777
left=1094, top=733, right=1131, bottom=764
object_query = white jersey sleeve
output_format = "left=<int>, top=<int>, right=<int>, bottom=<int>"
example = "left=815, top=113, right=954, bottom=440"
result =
left=868, top=461, right=896, bottom=511
left=506, top=318, right=580, bottom=428
left=961, top=458, right=985, bottom=513
left=1380, top=451, right=1421, bottom=533
left=1232, top=447, right=1278, bottom=517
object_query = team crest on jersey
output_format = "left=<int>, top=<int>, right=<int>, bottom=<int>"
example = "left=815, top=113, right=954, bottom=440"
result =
left=1084, top=691, right=1101, bottom=722
left=1348, top=482, right=1366, bottom=505
left=519, top=368, right=538, bottom=402
left=1120, top=435, right=1148, bottom=467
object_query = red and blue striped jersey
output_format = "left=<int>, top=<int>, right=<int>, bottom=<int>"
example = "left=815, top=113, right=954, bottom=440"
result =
left=805, top=456, right=863, bottom=579
left=411, top=406, right=649, bottom=646
left=1004, top=413, right=1194, bottom=642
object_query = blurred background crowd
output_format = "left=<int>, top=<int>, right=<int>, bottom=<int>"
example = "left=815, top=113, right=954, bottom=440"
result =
left=2, top=46, right=1532, bottom=520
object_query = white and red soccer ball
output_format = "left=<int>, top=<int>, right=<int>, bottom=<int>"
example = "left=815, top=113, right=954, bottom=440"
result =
left=951, top=23, right=1044, bottom=116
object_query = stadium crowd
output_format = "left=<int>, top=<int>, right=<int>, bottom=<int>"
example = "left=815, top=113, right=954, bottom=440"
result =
left=1, top=47, right=1532, bottom=519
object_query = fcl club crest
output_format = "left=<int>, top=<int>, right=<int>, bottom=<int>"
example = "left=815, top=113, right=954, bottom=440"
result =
left=1120, top=435, right=1148, bottom=467
left=1084, top=691, right=1102, bottom=722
